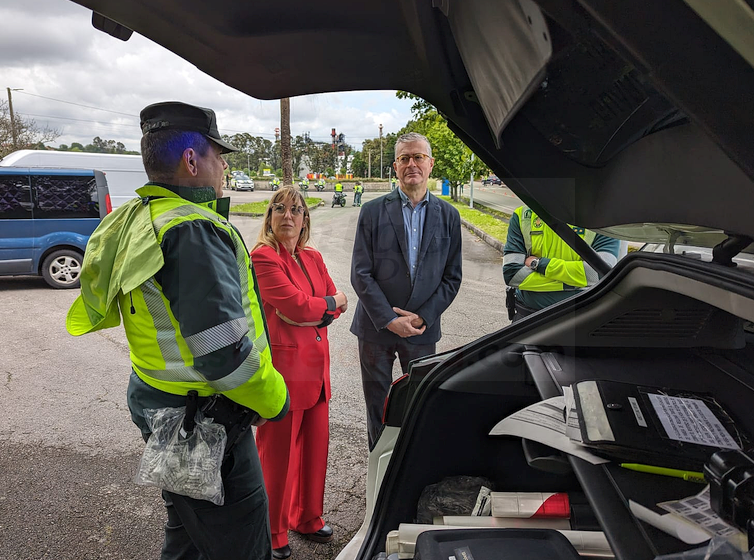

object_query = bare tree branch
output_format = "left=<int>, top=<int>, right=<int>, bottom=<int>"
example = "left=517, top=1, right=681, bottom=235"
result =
left=0, top=101, right=61, bottom=159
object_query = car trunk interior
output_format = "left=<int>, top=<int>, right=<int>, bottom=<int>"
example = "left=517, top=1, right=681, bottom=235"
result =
left=365, top=253, right=754, bottom=560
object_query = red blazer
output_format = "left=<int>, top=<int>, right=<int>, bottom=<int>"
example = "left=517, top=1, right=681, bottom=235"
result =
left=250, top=245, right=341, bottom=410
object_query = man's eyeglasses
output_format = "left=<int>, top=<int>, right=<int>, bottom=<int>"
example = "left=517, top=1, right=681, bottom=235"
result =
left=271, top=203, right=305, bottom=216
left=396, top=153, right=431, bottom=165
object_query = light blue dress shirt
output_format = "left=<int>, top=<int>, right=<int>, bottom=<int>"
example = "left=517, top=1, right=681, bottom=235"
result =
left=398, top=187, right=430, bottom=285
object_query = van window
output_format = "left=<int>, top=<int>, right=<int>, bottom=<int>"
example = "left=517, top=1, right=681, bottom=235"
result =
left=31, top=175, right=100, bottom=219
left=0, top=174, right=32, bottom=220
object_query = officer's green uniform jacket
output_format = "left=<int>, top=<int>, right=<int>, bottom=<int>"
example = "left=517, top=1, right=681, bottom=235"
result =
left=334, top=182, right=343, bottom=192
left=67, top=184, right=289, bottom=420
left=503, top=206, right=620, bottom=311
left=354, top=184, right=363, bottom=193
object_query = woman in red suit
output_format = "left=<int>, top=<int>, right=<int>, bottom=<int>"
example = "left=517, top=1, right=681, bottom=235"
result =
left=250, top=186, right=348, bottom=559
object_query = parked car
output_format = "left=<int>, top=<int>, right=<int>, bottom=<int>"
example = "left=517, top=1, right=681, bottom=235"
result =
left=231, top=173, right=254, bottom=191
left=482, top=174, right=502, bottom=186
left=0, top=167, right=111, bottom=288
left=80, top=2, right=754, bottom=560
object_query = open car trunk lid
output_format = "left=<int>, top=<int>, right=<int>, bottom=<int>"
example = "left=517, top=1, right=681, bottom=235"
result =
left=74, top=0, right=754, bottom=244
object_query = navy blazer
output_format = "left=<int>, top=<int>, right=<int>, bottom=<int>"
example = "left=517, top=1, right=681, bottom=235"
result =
left=350, top=189, right=462, bottom=345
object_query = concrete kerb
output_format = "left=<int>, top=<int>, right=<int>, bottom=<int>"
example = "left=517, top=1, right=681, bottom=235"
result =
left=461, top=219, right=505, bottom=254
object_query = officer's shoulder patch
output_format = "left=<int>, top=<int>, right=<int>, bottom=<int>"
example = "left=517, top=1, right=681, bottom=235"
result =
left=523, top=209, right=532, bottom=218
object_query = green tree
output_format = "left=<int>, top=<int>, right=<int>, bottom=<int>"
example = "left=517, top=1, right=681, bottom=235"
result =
left=357, top=135, right=397, bottom=179
left=351, top=150, right=367, bottom=177
left=222, top=133, right=274, bottom=176
left=291, top=135, right=310, bottom=177
left=76, top=137, right=137, bottom=154
left=396, top=92, right=486, bottom=200
left=307, top=143, right=337, bottom=175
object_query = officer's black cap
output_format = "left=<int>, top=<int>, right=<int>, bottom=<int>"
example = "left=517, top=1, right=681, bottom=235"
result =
left=139, top=101, right=239, bottom=154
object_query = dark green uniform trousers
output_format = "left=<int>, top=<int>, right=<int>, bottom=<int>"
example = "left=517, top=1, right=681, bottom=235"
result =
left=127, top=372, right=272, bottom=560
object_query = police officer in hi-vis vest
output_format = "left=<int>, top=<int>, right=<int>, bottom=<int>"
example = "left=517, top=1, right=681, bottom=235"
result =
left=67, top=101, right=289, bottom=560
left=503, top=206, right=620, bottom=321
left=353, top=181, right=363, bottom=206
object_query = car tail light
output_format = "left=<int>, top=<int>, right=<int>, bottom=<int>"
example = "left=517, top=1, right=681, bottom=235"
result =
left=105, top=193, right=113, bottom=214
left=382, top=373, right=409, bottom=424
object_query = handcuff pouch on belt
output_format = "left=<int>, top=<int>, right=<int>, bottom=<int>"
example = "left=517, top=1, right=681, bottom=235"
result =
left=199, top=393, right=260, bottom=458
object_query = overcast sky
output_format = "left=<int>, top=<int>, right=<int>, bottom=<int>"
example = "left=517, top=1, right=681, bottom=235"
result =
left=0, top=0, right=415, bottom=152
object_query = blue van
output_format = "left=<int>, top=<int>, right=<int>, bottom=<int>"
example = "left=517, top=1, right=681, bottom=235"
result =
left=0, top=167, right=111, bottom=289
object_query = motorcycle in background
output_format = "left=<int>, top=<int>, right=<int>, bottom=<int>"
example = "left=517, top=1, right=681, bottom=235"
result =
left=332, top=191, right=347, bottom=207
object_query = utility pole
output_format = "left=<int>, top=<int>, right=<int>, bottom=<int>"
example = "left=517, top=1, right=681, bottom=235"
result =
left=379, top=124, right=383, bottom=179
left=7, top=87, right=21, bottom=150
left=274, top=127, right=280, bottom=171
left=280, top=98, right=292, bottom=185
left=368, top=150, right=371, bottom=179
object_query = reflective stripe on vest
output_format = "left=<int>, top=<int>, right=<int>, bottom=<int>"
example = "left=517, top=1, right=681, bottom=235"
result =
left=512, top=206, right=596, bottom=292
left=518, top=207, right=596, bottom=255
left=121, top=197, right=272, bottom=397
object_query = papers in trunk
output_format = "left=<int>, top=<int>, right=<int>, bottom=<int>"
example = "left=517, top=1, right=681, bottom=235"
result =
left=488, top=392, right=609, bottom=465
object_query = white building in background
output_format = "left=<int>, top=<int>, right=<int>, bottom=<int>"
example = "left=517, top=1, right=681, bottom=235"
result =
left=337, top=153, right=354, bottom=174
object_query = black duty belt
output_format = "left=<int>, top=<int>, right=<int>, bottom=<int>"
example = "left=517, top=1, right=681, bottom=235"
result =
left=183, top=391, right=260, bottom=457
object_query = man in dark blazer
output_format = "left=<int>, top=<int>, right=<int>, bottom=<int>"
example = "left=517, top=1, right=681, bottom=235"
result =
left=350, top=132, right=463, bottom=449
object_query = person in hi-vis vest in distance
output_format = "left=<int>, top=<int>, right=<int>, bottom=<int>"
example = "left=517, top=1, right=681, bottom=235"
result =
left=503, top=206, right=620, bottom=322
left=353, top=181, right=363, bottom=206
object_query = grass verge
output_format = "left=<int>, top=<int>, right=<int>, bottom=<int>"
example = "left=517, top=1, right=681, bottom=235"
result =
left=231, top=197, right=323, bottom=215
left=438, top=196, right=509, bottom=244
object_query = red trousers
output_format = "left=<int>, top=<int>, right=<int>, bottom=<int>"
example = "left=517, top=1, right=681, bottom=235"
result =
left=256, top=391, right=329, bottom=549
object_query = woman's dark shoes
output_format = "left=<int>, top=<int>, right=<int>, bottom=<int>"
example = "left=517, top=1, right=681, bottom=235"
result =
left=272, top=544, right=291, bottom=559
left=303, top=524, right=334, bottom=543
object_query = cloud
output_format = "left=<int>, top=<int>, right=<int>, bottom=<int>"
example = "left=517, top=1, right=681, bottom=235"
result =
left=0, top=2, right=95, bottom=68
left=1, top=0, right=415, bottom=152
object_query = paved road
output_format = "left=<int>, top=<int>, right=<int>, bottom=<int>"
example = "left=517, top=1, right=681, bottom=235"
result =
left=464, top=185, right=522, bottom=215
left=0, top=191, right=508, bottom=560
left=227, top=184, right=523, bottom=216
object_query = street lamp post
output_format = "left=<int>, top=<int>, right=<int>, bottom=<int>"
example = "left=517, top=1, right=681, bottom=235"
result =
left=379, top=124, right=383, bottom=179
left=469, top=153, right=475, bottom=209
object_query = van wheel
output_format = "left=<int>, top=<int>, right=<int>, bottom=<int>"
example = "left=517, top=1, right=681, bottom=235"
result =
left=41, top=249, right=83, bottom=289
